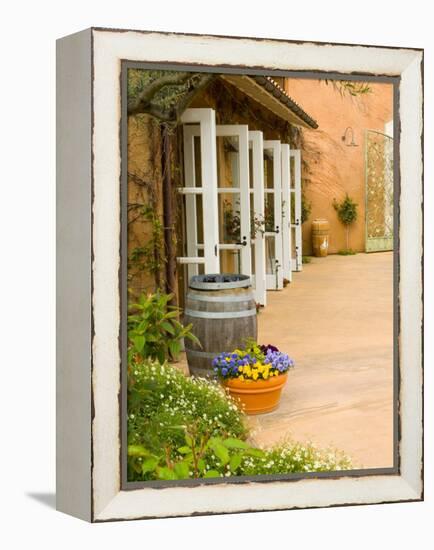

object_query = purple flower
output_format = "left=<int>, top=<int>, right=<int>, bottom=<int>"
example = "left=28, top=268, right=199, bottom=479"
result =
left=260, top=344, right=279, bottom=354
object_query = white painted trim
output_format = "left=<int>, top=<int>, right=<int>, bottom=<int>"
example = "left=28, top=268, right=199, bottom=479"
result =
left=264, top=140, right=283, bottom=290
left=281, top=143, right=292, bottom=282
left=87, top=29, right=422, bottom=522
left=182, top=124, right=199, bottom=278
left=216, top=125, right=252, bottom=277
left=290, top=149, right=303, bottom=271
left=181, top=109, right=220, bottom=274
left=176, top=257, right=206, bottom=265
left=249, top=130, right=267, bottom=306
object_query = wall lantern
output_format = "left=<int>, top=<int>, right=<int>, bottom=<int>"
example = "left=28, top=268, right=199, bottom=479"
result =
left=341, top=126, right=358, bottom=147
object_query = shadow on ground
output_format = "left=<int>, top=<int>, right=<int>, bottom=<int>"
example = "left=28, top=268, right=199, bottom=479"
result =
left=26, top=492, right=56, bottom=510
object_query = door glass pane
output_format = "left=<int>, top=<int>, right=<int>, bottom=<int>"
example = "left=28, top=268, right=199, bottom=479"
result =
left=290, top=190, right=296, bottom=224
left=265, top=236, right=276, bottom=274
left=196, top=194, right=204, bottom=244
left=251, top=244, right=256, bottom=275
left=217, top=136, right=239, bottom=188
left=264, top=150, right=274, bottom=189
left=219, top=192, right=241, bottom=244
left=220, top=249, right=241, bottom=274
left=248, top=147, right=254, bottom=190
left=290, top=155, right=295, bottom=189
left=264, top=192, right=275, bottom=231
left=291, top=227, right=297, bottom=260
left=193, top=135, right=201, bottom=187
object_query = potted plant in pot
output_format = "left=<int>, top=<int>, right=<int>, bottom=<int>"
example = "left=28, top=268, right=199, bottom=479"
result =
left=212, top=341, right=294, bottom=415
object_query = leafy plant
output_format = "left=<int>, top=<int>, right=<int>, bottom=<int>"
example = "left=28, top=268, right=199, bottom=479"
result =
left=127, top=204, right=165, bottom=286
left=337, top=249, right=357, bottom=256
left=323, top=79, right=372, bottom=98
left=128, top=291, right=200, bottom=364
left=333, top=194, right=358, bottom=252
left=127, top=361, right=352, bottom=481
left=127, top=360, right=249, bottom=480
left=222, top=199, right=264, bottom=242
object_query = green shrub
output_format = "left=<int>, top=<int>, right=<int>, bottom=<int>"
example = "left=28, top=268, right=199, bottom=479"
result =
left=236, top=441, right=352, bottom=476
left=333, top=194, right=358, bottom=252
left=127, top=361, right=352, bottom=481
left=127, top=360, right=248, bottom=481
left=127, top=291, right=200, bottom=364
left=337, top=249, right=357, bottom=256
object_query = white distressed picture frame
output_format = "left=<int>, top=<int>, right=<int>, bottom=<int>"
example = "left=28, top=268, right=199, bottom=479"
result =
left=56, top=28, right=423, bottom=522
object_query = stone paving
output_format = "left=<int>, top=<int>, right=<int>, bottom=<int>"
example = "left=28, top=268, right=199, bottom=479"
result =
left=248, top=252, right=394, bottom=469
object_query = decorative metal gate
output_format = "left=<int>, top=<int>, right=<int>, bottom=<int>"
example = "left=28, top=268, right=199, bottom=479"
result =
left=365, top=129, right=394, bottom=252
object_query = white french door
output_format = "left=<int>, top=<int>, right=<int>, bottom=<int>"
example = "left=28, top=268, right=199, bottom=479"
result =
left=249, top=131, right=266, bottom=306
left=215, top=125, right=252, bottom=278
left=281, top=143, right=292, bottom=282
left=290, top=149, right=302, bottom=272
left=177, top=108, right=290, bottom=300
left=263, top=140, right=283, bottom=290
left=177, top=109, right=219, bottom=279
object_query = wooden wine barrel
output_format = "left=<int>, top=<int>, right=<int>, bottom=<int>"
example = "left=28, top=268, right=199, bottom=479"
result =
left=312, top=218, right=330, bottom=257
left=184, top=274, right=257, bottom=378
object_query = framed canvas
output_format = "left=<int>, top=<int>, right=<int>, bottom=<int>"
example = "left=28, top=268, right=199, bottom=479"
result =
left=56, top=27, right=423, bottom=522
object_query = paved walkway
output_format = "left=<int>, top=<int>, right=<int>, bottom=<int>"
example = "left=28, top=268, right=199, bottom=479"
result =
left=249, top=252, right=394, bottom=469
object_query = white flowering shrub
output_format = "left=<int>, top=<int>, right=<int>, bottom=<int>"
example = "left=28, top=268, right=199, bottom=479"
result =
left=237, top=441, right=352, bottom=475
left=127, top=360, right=351, bottom=481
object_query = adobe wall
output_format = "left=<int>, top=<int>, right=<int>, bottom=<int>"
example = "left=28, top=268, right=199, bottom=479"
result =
left=284, top=79, right=394, bottom=254
left=127, top=114, right=165, bottom=296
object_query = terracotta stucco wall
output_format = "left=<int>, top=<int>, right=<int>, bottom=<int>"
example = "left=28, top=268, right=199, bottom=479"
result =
left=284, top=79, right=394, bottom=254
left=127, top=114, right=165, bottom=296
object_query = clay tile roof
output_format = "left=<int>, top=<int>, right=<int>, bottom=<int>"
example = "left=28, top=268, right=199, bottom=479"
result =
left=251, top=76, right=319, bottom=129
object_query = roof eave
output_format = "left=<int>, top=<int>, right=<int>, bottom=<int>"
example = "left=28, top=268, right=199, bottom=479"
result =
left=220, top=74, right=318, bottom=129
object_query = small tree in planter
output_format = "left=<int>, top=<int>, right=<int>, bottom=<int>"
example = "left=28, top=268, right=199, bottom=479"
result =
left=333, top=194, right=358, bottom=254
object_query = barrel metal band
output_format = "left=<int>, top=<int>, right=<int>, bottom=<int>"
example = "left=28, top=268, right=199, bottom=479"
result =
left=184, top=308, right=257, bottom=319
left=187, top=294, right=252, bottom=303
left=189, top=279, right=251, bottom=290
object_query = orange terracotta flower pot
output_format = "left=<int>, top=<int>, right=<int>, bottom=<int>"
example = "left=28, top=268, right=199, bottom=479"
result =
left=223, top=372, right=288, bottom=415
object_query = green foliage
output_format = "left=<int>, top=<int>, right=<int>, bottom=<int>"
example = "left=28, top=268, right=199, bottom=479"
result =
left=337, top=249, right=357, bottom=256
left=302, top=256, right=312, bottom=264
left=333, top=194, right=358, bottom=251
left=324, top=80, right=372, bottom=98
left=127, top=360, right=249, bottom=481
left=128, top=69, right=191, bottom=113
left=128, top=291, right=200, bottom=364
left=236, top=440, right=352, bottom=475
left=127, top=361, right=352, bottom=481
left=333, top=194, right=358, bottom=226
left=128, top=205, right=165, bottom=285
left=222, top=199, right=264, bottom=242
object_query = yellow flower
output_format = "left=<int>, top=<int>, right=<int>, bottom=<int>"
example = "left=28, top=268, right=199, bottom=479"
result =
left=252, top=371, right=258, bottom=380
left=239, top=375, right=244, bottom=381
left=238, top=366, right=243, bottom=372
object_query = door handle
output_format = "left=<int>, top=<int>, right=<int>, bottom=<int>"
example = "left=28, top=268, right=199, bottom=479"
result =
left=236, top=236, right=248, bottom=247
